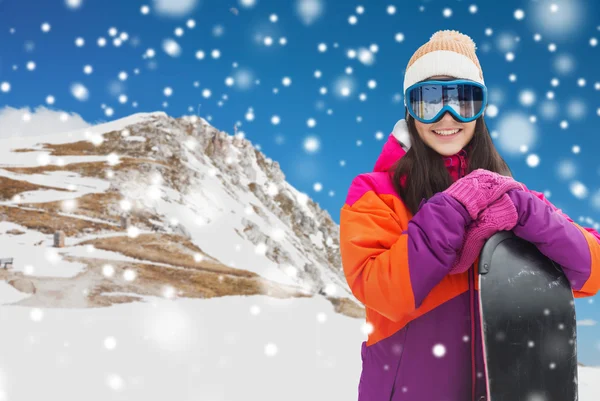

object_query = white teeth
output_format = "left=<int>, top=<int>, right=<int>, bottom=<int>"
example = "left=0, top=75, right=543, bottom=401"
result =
left=433, top=129, right=460, bottom=136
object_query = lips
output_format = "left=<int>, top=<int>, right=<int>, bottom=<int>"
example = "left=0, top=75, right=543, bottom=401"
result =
left=432, top=128, right=462, bottom=136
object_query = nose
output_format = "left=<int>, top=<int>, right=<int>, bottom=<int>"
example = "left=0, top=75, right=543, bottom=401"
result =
left=436, top=110, right=462, bottom=124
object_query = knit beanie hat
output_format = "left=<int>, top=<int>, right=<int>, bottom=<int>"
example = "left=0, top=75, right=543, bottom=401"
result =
left=403, top=30, right=485, bottom=96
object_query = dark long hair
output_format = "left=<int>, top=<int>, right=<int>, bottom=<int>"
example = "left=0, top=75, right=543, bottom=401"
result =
left=391, top=111, right=513, bottom=215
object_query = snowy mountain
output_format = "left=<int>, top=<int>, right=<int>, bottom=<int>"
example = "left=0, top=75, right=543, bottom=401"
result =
left=0, top=111, right=361, bottom=316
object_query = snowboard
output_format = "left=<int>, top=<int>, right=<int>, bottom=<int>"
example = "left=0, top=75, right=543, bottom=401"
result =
left=477, top=231, right=578, bottom=401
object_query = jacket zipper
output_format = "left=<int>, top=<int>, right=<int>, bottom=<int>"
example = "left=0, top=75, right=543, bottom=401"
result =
left=470, top=266, right=477, bottom=401
left=457, top=154, right=477, bottom=401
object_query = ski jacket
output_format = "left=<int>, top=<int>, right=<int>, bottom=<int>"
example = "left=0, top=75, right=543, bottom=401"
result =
left=339, top=120, right=600, bottom=401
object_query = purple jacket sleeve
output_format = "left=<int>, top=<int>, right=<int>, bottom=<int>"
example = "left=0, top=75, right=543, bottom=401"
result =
left=407, top=192, right=473, bottom=307
left=507, top=189, right=599, bottom=292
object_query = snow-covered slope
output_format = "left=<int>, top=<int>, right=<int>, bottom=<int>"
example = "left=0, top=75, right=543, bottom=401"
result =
left=0, top=112, right=357, bottom=308
left=0, top=295, right=595, bottom=400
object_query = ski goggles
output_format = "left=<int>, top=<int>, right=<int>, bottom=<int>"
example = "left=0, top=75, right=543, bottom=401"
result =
left=405, top=79, right=488, bottom=124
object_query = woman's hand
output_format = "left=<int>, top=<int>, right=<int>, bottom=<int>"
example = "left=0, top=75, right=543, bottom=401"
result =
left=443, top=168, right=525, bottom=220
left=449, top=192, right=519, bottom=275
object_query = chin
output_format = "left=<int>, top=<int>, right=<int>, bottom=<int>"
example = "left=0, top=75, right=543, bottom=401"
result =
left=431, top=143, right=465, bottom=156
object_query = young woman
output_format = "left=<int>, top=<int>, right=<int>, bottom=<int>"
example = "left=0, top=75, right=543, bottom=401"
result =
left=339, top=30, right=600, bottom=401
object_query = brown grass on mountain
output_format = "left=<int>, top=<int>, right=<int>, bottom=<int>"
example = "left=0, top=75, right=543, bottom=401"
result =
left=5, top=155, right=189, bottom=193
left=0, top=176, right=70, bottom=201
left=5, top=229, right=25, bottom=235
left=76, top=233, right=258, bottom=278
left=0, top=205, right=118, bottom=236
left=17, top=191, right=159, bottom=231
left=328, top=296, right=366, bottom=319
left=71, top=254, right=310, bottom=306
left=12, top=130, right=154, bottom=158
left=4, top=158, right=167, bottom=177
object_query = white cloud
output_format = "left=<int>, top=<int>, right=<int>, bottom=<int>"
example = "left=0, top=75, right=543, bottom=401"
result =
left=152, top=0, right=199, bottom=17
left=577, top=319, right=597, bottom=327
left=0, top=106, right=90, bottom=138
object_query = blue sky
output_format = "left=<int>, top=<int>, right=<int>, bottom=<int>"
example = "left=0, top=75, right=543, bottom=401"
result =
left=1, top=0, right=600, bottom=364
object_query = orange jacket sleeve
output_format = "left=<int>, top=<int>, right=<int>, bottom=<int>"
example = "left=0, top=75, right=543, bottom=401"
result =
left=339, top=173, right=472, bottom=322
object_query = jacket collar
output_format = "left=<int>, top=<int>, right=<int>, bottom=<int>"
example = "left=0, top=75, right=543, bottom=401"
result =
left=372, top=119, right=468, bottom=181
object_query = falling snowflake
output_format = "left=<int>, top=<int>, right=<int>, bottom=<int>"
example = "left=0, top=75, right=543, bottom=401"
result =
left=104, top=337, right=117, bottom=350
left=303, top=136, right=320, bottom=153
left=65, top=0, right=82, bottom=9
left=106, top=374, right=125, bottom=391
left=70, top=83, right=89, bottom=101
left=296, top=0, right=323, bottom=25
left=264, top=342, right=278, bottom=356
left=123, top=268, right=137, bottom=281
left=30, top=308, right=44, bottom=321
left=519, top=90, right=536, bottom=106
left=358, top=48, right=375, bottom=65
left=570, top=181, right=588, bottom=199
left=514, top=9, right=525, bottom=20
left=162, top=38, right=181, bottom=57
left=102, top=264, right=115, bottom=277
left=527, top=154, right=540, bottom=167
left=432, top=343, right=446, bottom=357
left=255, top=243, right=267, bottom=255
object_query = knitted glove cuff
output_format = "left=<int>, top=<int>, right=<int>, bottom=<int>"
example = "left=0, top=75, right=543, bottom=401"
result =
left=477, top=193, right=518, bottom=230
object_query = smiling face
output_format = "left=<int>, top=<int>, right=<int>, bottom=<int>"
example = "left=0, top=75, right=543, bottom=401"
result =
left=413, top=75, right=477, bottom=156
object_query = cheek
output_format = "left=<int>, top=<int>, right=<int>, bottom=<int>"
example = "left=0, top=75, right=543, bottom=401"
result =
left=464, top=123, right=477, bottom=139
left=414, top=122, right=429, bottom=141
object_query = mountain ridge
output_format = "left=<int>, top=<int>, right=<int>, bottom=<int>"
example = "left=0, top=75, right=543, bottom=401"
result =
left=0, top=112, right=363, bottom=317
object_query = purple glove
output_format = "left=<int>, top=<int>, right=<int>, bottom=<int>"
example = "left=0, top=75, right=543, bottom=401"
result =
left=449, top=192, right=518, bottom=275
left=444, top=168, right=524, bottom=220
